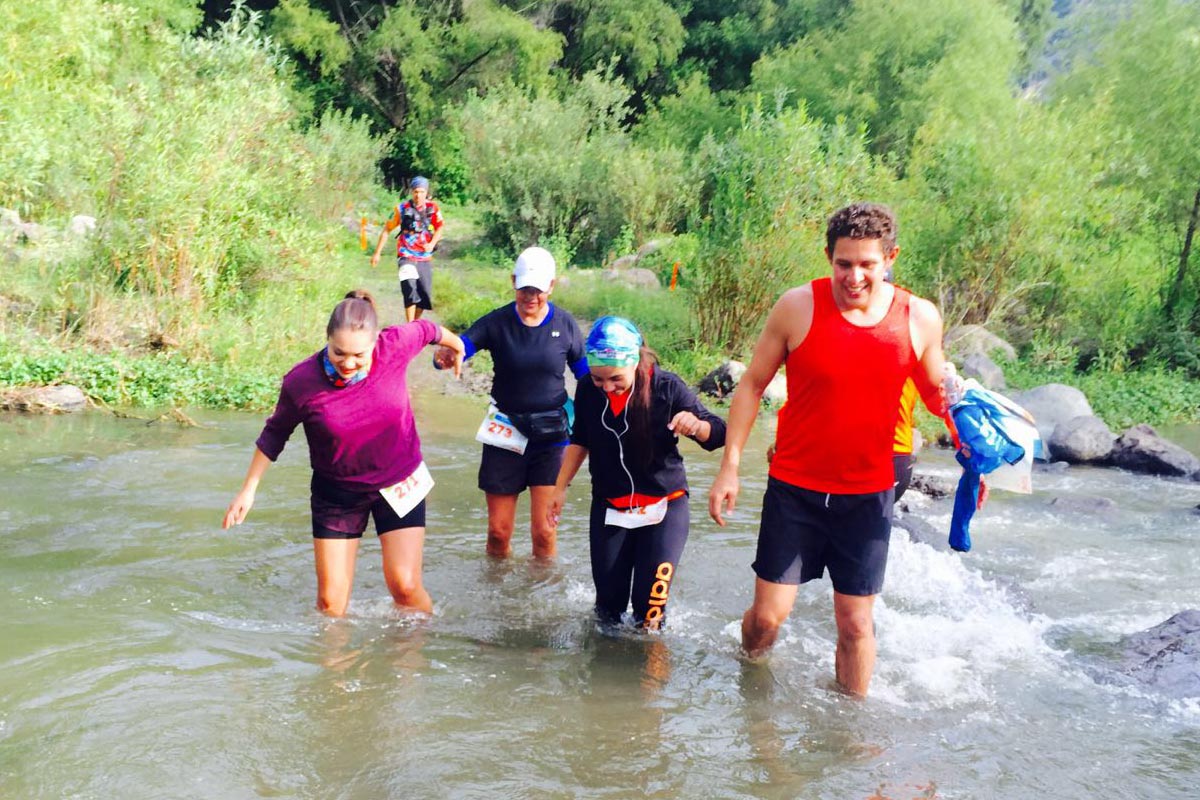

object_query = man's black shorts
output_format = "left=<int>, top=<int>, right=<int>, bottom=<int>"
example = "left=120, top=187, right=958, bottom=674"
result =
left=478, top=442, right=565, bottom=495
left=752, top=476, right=894, bottom=596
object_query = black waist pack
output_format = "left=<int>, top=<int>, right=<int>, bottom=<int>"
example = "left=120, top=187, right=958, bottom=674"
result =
left=507, top=407, right=569, bottom=443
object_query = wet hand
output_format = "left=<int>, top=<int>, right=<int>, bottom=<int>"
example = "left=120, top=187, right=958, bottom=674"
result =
left=667, top=411, right=702, bottom=438
left=708, top=465, right=739, bottom=527
left=547, top=489, right=566, bottom=529
left=222, top=489, right=255, bottom=529
left=369, top=253, right=380, bottom=268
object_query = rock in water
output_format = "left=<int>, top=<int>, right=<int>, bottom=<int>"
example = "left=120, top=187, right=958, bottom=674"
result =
left=1114, top=610, right=1200, bottom=697
left=1050, top=415, right=1116, bottom=464
left=1111, top=424, right=1200, bottom=478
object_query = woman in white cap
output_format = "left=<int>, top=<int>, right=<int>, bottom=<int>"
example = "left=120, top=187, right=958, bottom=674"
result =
left=436, top=247, right=589, bottom=559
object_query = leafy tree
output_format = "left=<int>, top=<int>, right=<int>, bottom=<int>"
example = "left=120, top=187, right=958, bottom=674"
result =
left=1055, top=0, right=1200, bottom=323
left=553, top=0, right=686, bottom=86
left=750, top=0, right=1021, bottom=159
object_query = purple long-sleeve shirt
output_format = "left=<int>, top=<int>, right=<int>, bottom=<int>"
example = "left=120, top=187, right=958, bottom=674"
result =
left=255, top=320, right=440, bottom=491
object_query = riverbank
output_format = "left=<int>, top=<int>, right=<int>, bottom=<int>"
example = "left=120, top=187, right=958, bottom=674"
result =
left=3, top=204, right=1199, bottom=431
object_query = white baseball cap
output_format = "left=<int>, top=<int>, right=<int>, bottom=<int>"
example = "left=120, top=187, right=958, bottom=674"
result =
left=513, top=247, right=556, bottom=292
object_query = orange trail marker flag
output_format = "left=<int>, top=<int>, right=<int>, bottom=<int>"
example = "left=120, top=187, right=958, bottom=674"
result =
left=669, top=261, right=680, bottom=291
left=360, top=217, right=368, bottom=250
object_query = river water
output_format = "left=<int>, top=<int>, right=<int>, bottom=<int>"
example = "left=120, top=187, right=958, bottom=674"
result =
left=2, top=395, right=1199, bottom=799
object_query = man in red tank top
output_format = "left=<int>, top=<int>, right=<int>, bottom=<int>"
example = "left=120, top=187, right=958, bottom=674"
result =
left=708, top=203, right=948, bottom=696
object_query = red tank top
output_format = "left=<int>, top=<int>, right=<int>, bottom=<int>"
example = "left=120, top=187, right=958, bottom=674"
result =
left=769, top=277, right=917, bottom=494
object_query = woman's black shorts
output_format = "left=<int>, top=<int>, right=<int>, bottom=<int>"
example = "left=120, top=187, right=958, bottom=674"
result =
left=310, top=473, right=426, bottom=540
left=478, top=442, right=565, bottom=495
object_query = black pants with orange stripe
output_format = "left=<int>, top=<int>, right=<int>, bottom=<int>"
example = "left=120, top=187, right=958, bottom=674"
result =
left=588, top=496, right=689, bottom=630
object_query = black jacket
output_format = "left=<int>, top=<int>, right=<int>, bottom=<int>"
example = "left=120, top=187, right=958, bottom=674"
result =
left=571, top=368, right=726, bottom=500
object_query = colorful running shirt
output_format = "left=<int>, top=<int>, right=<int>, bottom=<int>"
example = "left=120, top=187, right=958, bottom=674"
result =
left=770, top=277, right=917, bottom=494
left=383, top=200, right=444, bottom=262
left=571, top=368, right=726, bottom=500
left=255, top=321, right=440, bottom=491
left=461, top=302, right=588, bottom=414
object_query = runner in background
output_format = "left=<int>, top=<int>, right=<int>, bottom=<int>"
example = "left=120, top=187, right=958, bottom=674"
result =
left=370, top=176, right=444, bottom=323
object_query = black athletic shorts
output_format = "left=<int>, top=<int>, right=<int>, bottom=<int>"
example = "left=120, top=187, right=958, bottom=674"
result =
left=893, top=453, right=914, bottom=503
left=752, top=477, right=894, bottom=596
left=399, top=259, right=433, bottom=310
left=310, top=474, right=426, bottom=540
left=478, top=442, right=565, bottom=495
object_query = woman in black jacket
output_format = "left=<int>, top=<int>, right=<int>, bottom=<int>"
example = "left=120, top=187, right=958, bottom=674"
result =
left=547, top=316, right=726, bottom=629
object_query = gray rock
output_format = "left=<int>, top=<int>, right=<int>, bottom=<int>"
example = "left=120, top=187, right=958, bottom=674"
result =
left=763, top=373, right=787, bottom=405
left=1049, top=415, right=1116, bottom=464
left=609, top=254, right=638, bottom=271
left=636, top=239, right=667, bottom=258
left=619, top=267, right=660, bottom=290
left=944, top=324, right=1017, bottom=362
left=1110, top=424, right=1200, bottom=478
left=1047, top=495, right=1117, bottom=514
left=1113, top=609, right=1200, bottom=697
left=66, top=215, right=96, bottom=238
left=910, top=473, right=955, bottom=499
left=893, top=514, right=946, bottom=549
left=1034, top=460, right=1071, bottom=474
left=962, top=351, right=1006, bottom=390
left=1, top=385, right=88, bottom=413
left=1011, top=383, right=1094, bottom=457
left=0, top=208, right=20, bottom=243
left=699, top=361, right=747, bottom=398
left=18, top=221, right=46, bottom=243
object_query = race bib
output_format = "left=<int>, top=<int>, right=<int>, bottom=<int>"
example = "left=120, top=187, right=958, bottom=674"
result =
left=379, top=461, right=434, bottom=519
left=604, top=497, right=669, bottom=530
left=398, top=261, right=419, bottom=282
left=475, top=404, right=528, bottom=454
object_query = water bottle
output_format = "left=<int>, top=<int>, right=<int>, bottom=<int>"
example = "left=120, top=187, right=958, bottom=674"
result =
left=944, top=363, right=964, bottom=406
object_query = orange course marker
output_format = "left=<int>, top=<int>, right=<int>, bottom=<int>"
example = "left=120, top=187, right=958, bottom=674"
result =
left=669, top=261, right=680, bottom=291
left=360, top=217, right=368, bottom=250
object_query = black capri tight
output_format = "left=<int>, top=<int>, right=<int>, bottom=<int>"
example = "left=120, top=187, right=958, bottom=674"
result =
left=588, top=496, right=689, bottom=629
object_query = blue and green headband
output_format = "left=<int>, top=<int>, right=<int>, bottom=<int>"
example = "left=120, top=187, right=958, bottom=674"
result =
left=586, top=315, right=642, bottom=368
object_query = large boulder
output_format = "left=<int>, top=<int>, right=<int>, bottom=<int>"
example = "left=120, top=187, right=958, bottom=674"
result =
left=1011, top=383, right=1094, bottom=457
left=944, top=324, right=1017, bottom=362
left=0, top=208, right=21, bottom=244
left=609, top=254, right=639, bottom=271
left=1049, top=415, right=1116, bottom=464
left=1112, top=610, right=1200, bottom=697
left=763, top=373, right=787, bottom=405
left=66, top=215, right=96, bottom=239
left=1110, top=424, right=1200, bottom=478
left=636, top=239, right=668, bottom=259
left=600, top=266, right=659, bottom=289
left=621, top=267, right=660, bottom=290
left=909, top=473, right=955, bottom=499
left=699, top=361, right=747, bottom=398
left=962, top=351, right=1006, bottom=390
left=1, top=384, right=88, bottom=413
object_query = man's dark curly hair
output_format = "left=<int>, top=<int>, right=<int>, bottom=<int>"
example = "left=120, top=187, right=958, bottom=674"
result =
left=825, top=203, right=898, bottom=254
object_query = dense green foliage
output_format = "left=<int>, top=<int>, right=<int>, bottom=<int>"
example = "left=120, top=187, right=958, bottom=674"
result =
left=2, top=0, right=1198, bottom=431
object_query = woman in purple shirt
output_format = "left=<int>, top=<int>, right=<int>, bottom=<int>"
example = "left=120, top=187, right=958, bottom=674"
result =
left=222, top=290, right=464, bottom=617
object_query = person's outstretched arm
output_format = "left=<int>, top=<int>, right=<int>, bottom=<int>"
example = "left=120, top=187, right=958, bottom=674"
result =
left=547, top=445, right=588, bottom=529
left=223, top=448, right=272, bottom=528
